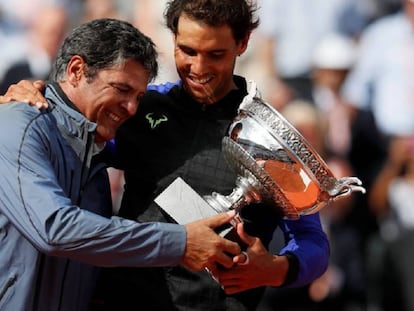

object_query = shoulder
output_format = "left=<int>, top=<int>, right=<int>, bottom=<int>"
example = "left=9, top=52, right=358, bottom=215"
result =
left=134, top=80, right=186, bottom=117
left=0, top=102, right=50, bottom=149
left=146, top=80, right=181, bottom=94
left=138, top=80, right=182, bottom=109
left=0, top=102, right=43, bottom=129
left=0, top=101, right=56, bottom=133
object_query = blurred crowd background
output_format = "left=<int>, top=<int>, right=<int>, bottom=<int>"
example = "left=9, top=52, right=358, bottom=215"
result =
left=1, top=0, right=414, bottom=310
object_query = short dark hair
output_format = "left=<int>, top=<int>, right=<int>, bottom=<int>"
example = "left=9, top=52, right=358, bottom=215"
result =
left=164, top=0, right=259, bottom=43
left=50, top=18, right=158, bottom=82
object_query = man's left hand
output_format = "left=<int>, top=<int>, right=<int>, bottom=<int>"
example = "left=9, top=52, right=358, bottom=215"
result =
left=212, top=222, right=290, bottom=294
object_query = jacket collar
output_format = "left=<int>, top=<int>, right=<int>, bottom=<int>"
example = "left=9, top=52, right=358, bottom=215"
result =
left=44, top=83, right=101, bottom=160
left=45, top=82, right=97, bottom=133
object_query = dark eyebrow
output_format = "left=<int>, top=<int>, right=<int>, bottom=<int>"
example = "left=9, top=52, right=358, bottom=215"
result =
left=109, top=82, right=131, bottom=89
left=177, top=43, right=227, bottom=54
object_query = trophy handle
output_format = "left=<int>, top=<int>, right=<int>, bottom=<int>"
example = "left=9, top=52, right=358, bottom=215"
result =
left=328, top=177, right=366, bottom=200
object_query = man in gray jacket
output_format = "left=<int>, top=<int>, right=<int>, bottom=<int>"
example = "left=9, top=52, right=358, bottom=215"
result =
left=0, top=18, right=240, bottom=311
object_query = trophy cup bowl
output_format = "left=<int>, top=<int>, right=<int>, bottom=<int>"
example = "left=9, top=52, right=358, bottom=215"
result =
left=204, top=81, right=365, bottom=220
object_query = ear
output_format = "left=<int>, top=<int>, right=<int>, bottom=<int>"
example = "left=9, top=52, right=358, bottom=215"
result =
left=236, top=32, right=251, bottom=56
left=66, top=55, right=85, bottom=86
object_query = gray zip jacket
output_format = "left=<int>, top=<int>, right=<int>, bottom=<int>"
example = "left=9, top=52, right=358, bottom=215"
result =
left=0, top=83, right=185, bottom=311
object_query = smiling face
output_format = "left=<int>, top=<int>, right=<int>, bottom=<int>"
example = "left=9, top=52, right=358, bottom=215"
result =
left=173, top=13, right=248, bottom=105
left=61, top=56, right=149, bottom=143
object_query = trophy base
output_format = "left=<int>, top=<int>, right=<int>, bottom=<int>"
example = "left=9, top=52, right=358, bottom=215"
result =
left=154, top=177, right=233, bottom=236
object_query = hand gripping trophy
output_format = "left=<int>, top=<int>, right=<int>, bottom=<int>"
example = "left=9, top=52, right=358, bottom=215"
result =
left=155, top=81, right=365, bottom=225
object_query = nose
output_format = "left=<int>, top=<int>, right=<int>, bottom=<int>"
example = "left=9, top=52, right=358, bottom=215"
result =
left=190, top=54, right=207, bottom=75
left=121, top=99, right=139, bottom=116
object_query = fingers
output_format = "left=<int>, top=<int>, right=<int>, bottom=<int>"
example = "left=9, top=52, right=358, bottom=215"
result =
left=33, top=80, right=46, bottom=91
left=211, top=264, right=252, bottom=295
left=0, top=95, right=12, bottom=104
left=203, top=210, right=236, bottom=228
left=5, top=80, right=48, bottom=108
left=233, top=251, right=249, bottom=266
left=183, top=212, right=256, bottom=272
left=182, top=244, right=238, bottom=271
left=183, top=218, right=241, bottom=271
left=214, top=249, right=239, bottom=269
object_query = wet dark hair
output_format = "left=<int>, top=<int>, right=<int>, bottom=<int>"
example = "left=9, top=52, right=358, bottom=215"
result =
left=50, top=18, right=158, bottom=82
left=164, top=0, right=259, bottom=43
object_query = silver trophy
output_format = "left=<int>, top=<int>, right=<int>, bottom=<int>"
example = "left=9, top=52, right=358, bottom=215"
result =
left=155, top=81, right=365, bottom=223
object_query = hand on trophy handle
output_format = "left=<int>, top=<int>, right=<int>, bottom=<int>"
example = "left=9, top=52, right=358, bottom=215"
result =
left=211, top=222, right=290, bottom=294
left=182, top=211, right=242, bottom=272
left=203, top=212, right=247, bottom=286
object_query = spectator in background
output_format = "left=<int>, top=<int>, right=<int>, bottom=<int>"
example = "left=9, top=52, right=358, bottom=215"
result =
left=369, top=136, right=414, bottom=238
left=131, top=0, right=178, bottom=84
left=0, top=0, right=80, bottom=83
left=342, top=0, right=414, bottom=140
left=341, top=0, right=414, bottom=246
left=311, top=33, right=357, bottom=158
left=341, top=3, right=414, bottom=307
left=0, top=4, right=69, bottom=94
left=0, top=0, right=61, bottom=32
left=81, top=0, right=124, bottom=22
left=254, top=0, right=369, bottom=110
left=368, top=135, right=414, bottom=310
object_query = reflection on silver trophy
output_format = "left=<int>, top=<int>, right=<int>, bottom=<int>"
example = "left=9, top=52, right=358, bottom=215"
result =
left=156, top=81, right=365, bottom=223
